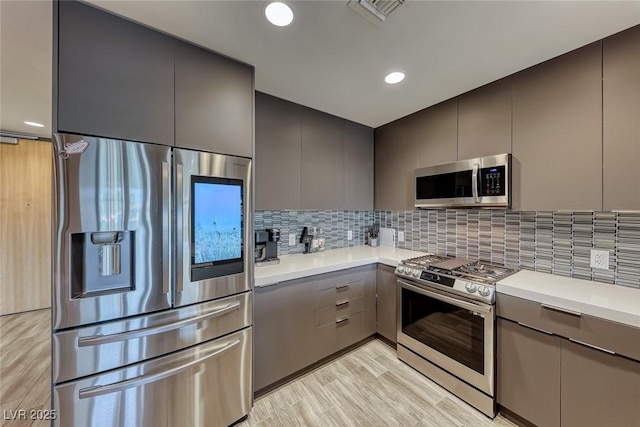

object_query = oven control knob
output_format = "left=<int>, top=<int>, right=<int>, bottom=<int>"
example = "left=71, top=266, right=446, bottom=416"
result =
left=397, top=266, right=405, bottom=274
left=412, top=269, right=421, bottom=278
left=465, top=283, right=478, bottom=293
left=478, top=286, right=491, bottom=297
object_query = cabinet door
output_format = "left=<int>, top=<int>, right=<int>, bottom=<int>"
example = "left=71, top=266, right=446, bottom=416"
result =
left=512, top=42, right=602, bottom=211
left=344, top=121, right=374, bottom=210
left=603, top=26, right=640, bottom=211
left=56, top=1, right=174, bottom=145
left=301, top=108, right=344, bottom=210
left=253, top=278, right=317, bottom=391
left=175, top=41, right=253, bottom=157
left=458, top=78, right=512, bottom=160
left=561, top=339, right=640, bottom=427
left=497, top=318, right=561, bottom=427
left=255, top=92, right=302, bottom=210
left=376, top=264, right=397, bottom=344
left=416, top=99, right=458, bottom=167
left=374, top=113, right=418, bottom=210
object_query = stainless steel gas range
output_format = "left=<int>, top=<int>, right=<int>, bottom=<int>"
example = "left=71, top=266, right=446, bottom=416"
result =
left=395, top=254, right=517, bottom=418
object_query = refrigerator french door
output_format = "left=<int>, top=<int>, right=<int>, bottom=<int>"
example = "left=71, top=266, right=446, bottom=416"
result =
left=52, top=133, right=253, bottom=427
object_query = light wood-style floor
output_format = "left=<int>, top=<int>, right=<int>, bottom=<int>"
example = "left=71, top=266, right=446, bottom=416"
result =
left=240, top=339, right=517, bottom=427
left=0, top=309, right=51, bottom=427
left=0, top=310, right=516, bottom=427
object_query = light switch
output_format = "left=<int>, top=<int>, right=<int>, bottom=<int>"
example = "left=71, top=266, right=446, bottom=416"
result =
left=289, top=233, right=296, bottom=246
left=347, top=230, right=353, bottom=241
left=398, top=231, right=405, bottom=242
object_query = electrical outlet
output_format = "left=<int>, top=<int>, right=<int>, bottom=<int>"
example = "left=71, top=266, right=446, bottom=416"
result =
left=398, top=231, right=405, bottom=242
left=289, top=233, right=296, bottom=246
left=347, top=230, right=353, bottom=241
left=590, top=249, right=610, bottom=270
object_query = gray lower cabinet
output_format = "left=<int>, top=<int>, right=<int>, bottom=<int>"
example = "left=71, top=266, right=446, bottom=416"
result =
left=561, top=339, right=640, bottom=427
left=254, top=265, right=376, bottom=392
left=175, top=41, right=253, bottom=157
left=253, top=277, right=317, bottom=391
left=56, top=1, right=175, bottom=145
left=497, top=318, right=561, bottom=427
left=497, top=293, right=640, bottom=427
left=376, top=264, right=397, bottom=344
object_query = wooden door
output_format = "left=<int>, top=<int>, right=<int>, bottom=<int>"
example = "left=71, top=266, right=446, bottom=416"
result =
left=0, top=139, right=52, bottom=315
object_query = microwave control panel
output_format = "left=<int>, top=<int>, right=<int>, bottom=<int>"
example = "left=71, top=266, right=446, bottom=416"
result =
left=480, top=165, right=506, bottom=196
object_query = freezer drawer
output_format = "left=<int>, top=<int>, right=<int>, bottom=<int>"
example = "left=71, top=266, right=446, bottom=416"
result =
left=54, top=327, right=252, bottom=427
left=53, top=292, right=252, bottom=383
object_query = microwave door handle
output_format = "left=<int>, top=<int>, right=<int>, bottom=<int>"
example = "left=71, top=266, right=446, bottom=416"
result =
left=176, top=162, right=184, bottom=293
left=472, top=163, right=480, bottom=203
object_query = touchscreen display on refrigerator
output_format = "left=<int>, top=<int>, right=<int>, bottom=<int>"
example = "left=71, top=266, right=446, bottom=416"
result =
left=191, top=176, right=244, bottom=280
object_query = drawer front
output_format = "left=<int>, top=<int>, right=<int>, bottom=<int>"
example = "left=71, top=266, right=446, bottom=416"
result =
left=315, top=265, right=375, bottom=291
left=496, top=293, right=640, bottom=362
left=317, top=296, right=364, bottom=326
left=317, top=311, right=365, bottom=359
left=316, top=280, right=364, bottom=308
left=54, top=327, right=252, bottom=427
left=54, top=292, right=252, bottom=383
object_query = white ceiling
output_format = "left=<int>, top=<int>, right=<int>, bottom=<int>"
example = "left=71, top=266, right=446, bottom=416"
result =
left=1, top=1, right=639, bottom=138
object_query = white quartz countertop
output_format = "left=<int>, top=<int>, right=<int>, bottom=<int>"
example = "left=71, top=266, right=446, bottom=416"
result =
left=254, top=245, right=425, bottom=287
left=497, top=270, right=640, bottom=328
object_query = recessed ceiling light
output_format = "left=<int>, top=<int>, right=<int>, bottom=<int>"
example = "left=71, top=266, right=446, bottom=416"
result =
left=384, top=72, right=405, bottom=84
left=24, top=121, right=44, bottom=127
left=265, top=2, right=294, bottom=27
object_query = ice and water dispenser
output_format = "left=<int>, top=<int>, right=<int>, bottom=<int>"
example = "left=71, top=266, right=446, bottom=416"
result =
left=70, top=230, right=135, bottom=297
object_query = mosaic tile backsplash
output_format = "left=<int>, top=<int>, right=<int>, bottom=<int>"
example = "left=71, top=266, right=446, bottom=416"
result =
left=255, top=210, right=640, bottom=289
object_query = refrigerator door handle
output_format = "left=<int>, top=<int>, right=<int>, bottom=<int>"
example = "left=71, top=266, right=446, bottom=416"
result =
left=78, top=338, right=241, bottom=399
left=77, top=301, right=242, bottom=347
left=176, top=162, right=184, bottom=292
left=162, top=161, right=171, bottom=295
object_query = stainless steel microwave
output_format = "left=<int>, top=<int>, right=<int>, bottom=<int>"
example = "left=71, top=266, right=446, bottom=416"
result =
left=415, top=153, right=511, bottom=209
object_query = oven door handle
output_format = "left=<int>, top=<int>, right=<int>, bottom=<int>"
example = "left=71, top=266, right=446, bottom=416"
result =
left=398, top=279, right=492, bottom=315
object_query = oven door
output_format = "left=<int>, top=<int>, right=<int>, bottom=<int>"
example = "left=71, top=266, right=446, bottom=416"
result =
left=397, top=278, right=495, bottom=396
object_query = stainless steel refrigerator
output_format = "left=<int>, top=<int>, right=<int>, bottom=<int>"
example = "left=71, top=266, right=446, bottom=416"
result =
left=51, top=133, right=253, bottom=427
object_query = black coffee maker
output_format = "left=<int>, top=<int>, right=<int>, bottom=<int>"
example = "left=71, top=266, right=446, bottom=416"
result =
left=255, top=228, right=280, bottom=266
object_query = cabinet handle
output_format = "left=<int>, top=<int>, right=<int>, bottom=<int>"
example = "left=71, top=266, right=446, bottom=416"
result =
left=336, top=316, right=350, bottom=324
left=336, top=299, right=350, bottom=307
left=541, top=303, right=582, bottom=317
left=336, top=284, right=349, bottom=290
left=569, top=338, right=615, bottom=355
left=517, top=322, right=553, bottom=336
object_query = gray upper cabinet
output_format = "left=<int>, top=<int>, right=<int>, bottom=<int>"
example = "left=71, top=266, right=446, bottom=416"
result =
left=417, top=99, right=458, bottom=167
left=255, top=93, right=302, bottom=210
left=175, top=42, right=253, bottom=157
left=458, top=79, right=512, bottom=160
left=374, top=113, right=419, bottom=210
left=512, top=42, right=602, bottom=211
left=344, top=121, right=374, bottom=210
left=56, top=1, right=175, bottom=145
left=301, top=109, right=345, bottom=210
left=603, top=26, right=640, bottom=211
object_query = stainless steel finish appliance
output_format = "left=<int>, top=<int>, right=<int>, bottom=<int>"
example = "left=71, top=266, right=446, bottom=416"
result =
left=254, top=228, right=280, bottom=267
left=414, top=153, right=511, bottom=209
left=52, top=133, right=252, bottom=427
left=396, top=254, right=517, bottom=418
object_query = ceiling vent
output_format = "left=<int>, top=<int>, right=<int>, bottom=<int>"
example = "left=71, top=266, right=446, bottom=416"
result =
left=348, top=0, right=404, bottom=24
